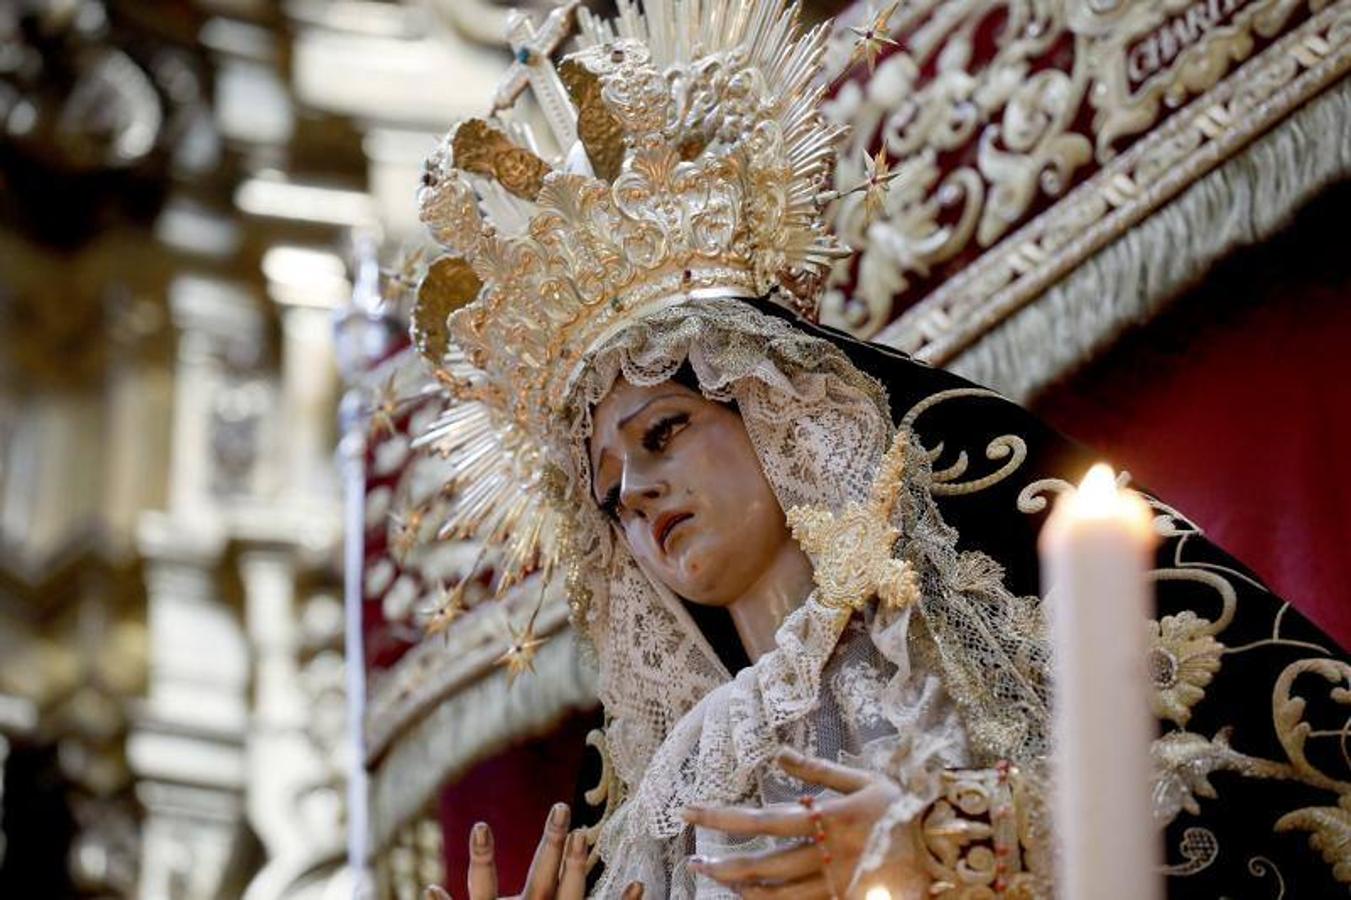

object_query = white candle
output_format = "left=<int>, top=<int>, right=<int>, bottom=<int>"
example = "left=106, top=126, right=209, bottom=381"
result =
left=1040, top=463, right=1161, bottom=900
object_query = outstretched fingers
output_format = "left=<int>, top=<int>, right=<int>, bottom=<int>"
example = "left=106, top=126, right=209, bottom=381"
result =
left=774, top=747, right=873, bottom=793
left=555, top=830, right=589, bottom=900
left=467, top=822, right=499, bottom=900
left=687, top=841, right=819, bottom=884
left=523, top=803, right=571, bottom=900
left=682, top=802, right=813, bottom=838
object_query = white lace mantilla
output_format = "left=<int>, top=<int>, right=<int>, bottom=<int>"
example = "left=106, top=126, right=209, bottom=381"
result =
left=598, top=601, right=971, bottom=898
left=547, top=302, right=1043, bottom=896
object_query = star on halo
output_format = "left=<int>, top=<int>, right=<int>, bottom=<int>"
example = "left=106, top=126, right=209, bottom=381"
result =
left=388, top=502, right=428, bottom=562
left=496, top=615, right=548, bottom=683
left=846, top=2, right=902, bottom=73
left=424, top=580, right=470, bottom=637
left=853, top=146, right=901, bottom=226
left=368, top=372, right=406, bottom=440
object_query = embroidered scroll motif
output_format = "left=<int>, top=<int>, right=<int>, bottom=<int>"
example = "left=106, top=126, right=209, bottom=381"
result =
left=1016, top=473, right=1351, bottom=886
left=901, top=389, right=1030, bottom=496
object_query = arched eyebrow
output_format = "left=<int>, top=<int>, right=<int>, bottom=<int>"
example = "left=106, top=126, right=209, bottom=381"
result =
left=617, top=393, right=685, bottom=430
left=590, top=392, right=687, bottom=490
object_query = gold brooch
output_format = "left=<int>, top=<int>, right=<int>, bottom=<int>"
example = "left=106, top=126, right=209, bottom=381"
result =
left=785, top=433, right=920, bottom=611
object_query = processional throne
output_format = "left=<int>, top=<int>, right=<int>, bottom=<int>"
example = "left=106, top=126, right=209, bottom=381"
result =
left=343, top=0, right=1350, bottom=892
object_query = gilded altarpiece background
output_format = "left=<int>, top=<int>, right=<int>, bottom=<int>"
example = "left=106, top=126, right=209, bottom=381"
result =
left=1, top=0, right=1347, bottom=895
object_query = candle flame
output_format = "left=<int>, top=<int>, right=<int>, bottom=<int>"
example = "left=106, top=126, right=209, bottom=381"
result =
left=865, top=889, right=893, bottom=900
left=1075, top=462, right=1120, bottom=517
left=1048, top=461, right=1156, bottom=542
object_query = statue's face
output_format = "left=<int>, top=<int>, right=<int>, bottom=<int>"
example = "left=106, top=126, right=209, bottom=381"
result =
left=589, top=377, right=791, bottom=607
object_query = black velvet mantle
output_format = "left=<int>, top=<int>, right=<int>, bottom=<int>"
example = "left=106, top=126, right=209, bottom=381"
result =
left=756, top=299, right=1350, bottom=898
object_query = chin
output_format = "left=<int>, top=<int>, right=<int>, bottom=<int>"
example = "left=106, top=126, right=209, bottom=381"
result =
left=671, top=572, right=722, bottom=607
left=669, top=543, right=740, bottom=607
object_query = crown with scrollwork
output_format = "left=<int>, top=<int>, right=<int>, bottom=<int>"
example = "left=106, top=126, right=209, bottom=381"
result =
left=415, top=0, right=846, bottom=420
left=406, top=0, right=852, bottom=639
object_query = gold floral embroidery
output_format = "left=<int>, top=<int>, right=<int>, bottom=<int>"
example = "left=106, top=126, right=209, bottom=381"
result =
left=1275, top=794, right=1351, bottom=884
left=786, top=432, right=920, bottom=611
left=1151, top=729, right=1293, bottom=826
left=1014, top=473, right=1350, bottom=886
left=1021, top=478, right=1234, bottom=731
left=1147, top=610, right=1224, bottom=728
left=1270, top=658, right=1351, bottom=884
left=1145, top=655, right=1351, bottom=886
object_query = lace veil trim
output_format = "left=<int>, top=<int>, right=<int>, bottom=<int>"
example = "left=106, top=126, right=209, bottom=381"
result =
left=548, top=302, right=1051, bottom=892
left=558, top=301, right=896, bottom=788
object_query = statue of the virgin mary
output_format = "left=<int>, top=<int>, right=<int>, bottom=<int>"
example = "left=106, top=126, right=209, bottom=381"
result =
left=407, top=2, right=1350, bottom=896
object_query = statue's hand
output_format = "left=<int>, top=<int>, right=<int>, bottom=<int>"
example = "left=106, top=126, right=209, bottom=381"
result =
left=682, top=748, right=930, bottom=899
left=427, top=803, right=644, bottom=900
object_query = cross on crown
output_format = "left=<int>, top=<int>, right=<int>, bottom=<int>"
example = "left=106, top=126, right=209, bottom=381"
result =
left=489, top=0, right=582, bottom=152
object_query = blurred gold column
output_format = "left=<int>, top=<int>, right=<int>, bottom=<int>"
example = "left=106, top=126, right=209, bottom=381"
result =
left=376, top=810, right=445, bottom=900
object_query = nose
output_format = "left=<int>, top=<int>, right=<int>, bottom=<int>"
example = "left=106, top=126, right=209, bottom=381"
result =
left=618, top=458, right=667, bottom=519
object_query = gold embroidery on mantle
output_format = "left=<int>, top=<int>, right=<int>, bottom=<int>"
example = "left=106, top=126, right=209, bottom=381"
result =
left=1151, top=728, right=1294, bottom=824
left=1146, top=601, right=1351, bottom=886
left=1276, top=793, right=1351, bottom=882
left=1270, top=658, right=1351, bottom=881
left=785, top=432, right=921, bottom=611
left=1247, top=855, right=1289, bottom=898
left=1145, top=565, right=1236, bottom=726
left=900, top=389, right=1030, bottom=496
left=1017, top=474, right=1351, bottom=884
left=1149, top=611, right=1225, bottom=727
left=1161, top=827, right=1220, bottom=877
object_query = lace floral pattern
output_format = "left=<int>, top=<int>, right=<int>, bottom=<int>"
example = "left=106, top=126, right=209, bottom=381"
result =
left=831, top=659, right=890, bottom=731
left=558, top=301, right=898, bottom=793
left=534, top=302, right=1052, bottom=895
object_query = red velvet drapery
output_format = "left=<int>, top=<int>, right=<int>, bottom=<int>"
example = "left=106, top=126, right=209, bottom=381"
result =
left=1033, top=184, right=1351, bottom=649
left=438, top=710, right=602, bottom=886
